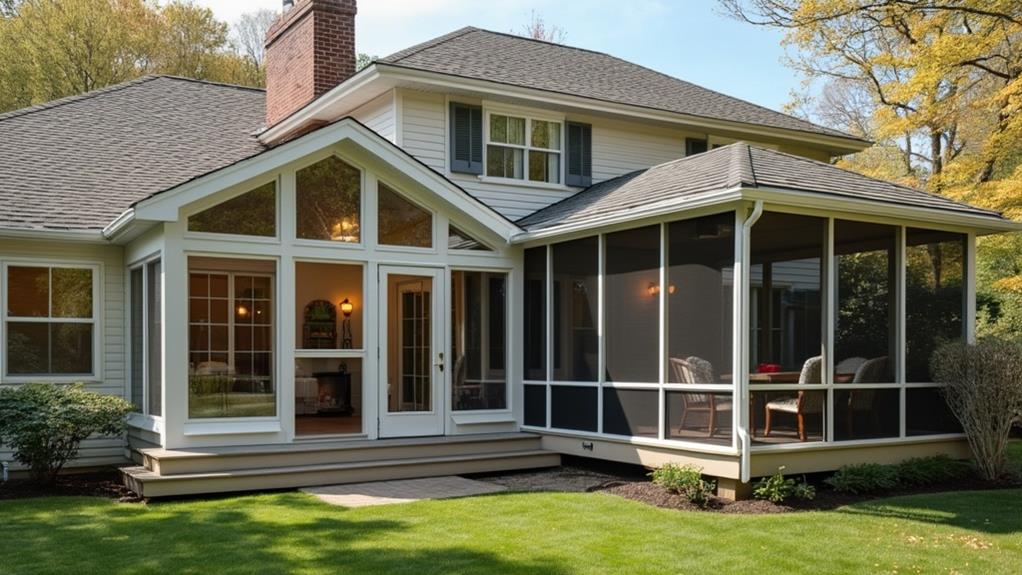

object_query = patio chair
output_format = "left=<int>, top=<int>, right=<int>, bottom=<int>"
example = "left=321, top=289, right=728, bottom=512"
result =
left=670, top=357, right=731, bottom=437
left=845, top=356, right=888, bottom=437
left=763, top=356, right=823, bottom=441
left=835, top=356, right=866, bottom=377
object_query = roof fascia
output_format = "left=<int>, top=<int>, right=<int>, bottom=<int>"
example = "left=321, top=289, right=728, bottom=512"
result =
left=377, top=65, right=869, bottom=155
left=135, top=118, right=519, bottom=241
left=744, top=186, right=1021, bottom=234
left=0, top=227, right=108, bottom=244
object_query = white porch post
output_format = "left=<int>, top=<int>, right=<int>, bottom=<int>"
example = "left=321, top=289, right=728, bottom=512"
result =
left=966, top=232, right=977, bottom=344
left=161, top=220, right=189, bottom=449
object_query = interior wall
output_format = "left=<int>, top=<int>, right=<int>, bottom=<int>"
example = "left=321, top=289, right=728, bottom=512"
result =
left=294, top=261, right=364, bottom=349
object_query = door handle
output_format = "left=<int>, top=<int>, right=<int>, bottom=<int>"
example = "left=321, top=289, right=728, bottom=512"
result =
left=435, top=352, right=445, bottom=372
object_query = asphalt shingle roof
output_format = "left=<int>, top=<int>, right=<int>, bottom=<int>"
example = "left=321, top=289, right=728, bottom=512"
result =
left=0, top=75, right=266, bottom=231
left=517, top=143, right=1005, bottom=233
left=379, top=27, right=864, bottom=144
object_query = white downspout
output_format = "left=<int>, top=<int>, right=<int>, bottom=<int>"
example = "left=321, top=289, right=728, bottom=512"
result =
left=737, top=200, right=763, bottom=484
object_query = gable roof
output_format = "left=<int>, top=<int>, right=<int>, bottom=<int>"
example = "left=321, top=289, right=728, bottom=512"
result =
left=0, top=75, right=266, bottom=232
left=378, top=27, right=864, bottom=145
left=516, top=143, right=1008, bottom=235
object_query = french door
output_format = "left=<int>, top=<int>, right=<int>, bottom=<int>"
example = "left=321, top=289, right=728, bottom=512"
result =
left=378, top=266, right=445, bottom=437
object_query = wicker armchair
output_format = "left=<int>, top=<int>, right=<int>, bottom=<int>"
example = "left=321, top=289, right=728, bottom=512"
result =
left=670, top=357, right=731, bottom=437
left=844, top=356, right=888, bottom=436
left=763, top=356, right=823, bottom=441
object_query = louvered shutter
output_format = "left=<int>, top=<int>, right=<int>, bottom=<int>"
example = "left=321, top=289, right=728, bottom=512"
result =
left=449, top=102, right=483, bottom=174
left=565, top=121, right=592, bottom=187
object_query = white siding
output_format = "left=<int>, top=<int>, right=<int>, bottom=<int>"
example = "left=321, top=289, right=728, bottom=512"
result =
left=0, top=238, right=128, bottom=469
left=395, top=89, right=796, bottom=220
left=351, top=90, right=396, bottom=143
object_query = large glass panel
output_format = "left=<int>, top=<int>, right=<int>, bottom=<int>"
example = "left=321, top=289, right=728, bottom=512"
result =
left=7, top=266, right=48, bottom=317
left=750, top=213, right=824, bottom=380
left=130, top=267, right=144, bottom=410
left=378, top=183, right=432, bottom=248
left=667, top=213, right=735, bottom=384
left=51, top=323, right=92, bottom=374
left=296, top=156, right=361, bottom=242
left=523, top=247, right=547, bottom=380
left=550, top=385, right=597, bottom=431
left=6, top=322, right=49, bottom=374
left=486, top=146, right=524, bottom=179
left=528, top=150, right=561, bottom=184
left=906, top=387, right=962, bottom=435
left=147, top=261, right=162, bottom=417
left=751, top=389, right=825, bottom=443
left=906, top=229, right=965, bottom=382
left=834, top=220, right=897, bottom=383
left=524, top=384, right=547, bottom=427
left=187, top=181, right=276, bottom=237
left=188, top=259, right=275, bottom=418
left=666, top=391, right=734, bottom=445
left=295, top=262, right=363, bottom=350
left=452, top=271, right=507, bottom=410
left=295, top=357, right=363, bottom=436
left=604, top=388, right=658, bottom=438
left=605, top=225, right=660, bottom=383
left=552, top=237, right=598, bottom=381
left=386, top=275, right=432, bottom=413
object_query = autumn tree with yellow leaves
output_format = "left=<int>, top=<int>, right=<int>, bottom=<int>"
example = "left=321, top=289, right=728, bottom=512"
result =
left=720, top=0, right=1022, bottom=336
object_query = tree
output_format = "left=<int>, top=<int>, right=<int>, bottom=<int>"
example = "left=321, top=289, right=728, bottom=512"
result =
left=233, top=9, right=276, bottom=69
left=519, top=10, right=566, bottom=43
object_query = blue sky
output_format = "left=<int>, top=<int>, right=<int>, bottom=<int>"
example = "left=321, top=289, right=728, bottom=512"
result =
left=198, top=0, right=799, bottom=112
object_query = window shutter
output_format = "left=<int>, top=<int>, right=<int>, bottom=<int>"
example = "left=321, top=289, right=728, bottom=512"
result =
left=685, top=137, right=709, bottom=156
left=449, top=102, right=483, bottom=174
left=566, top=122, right=592, bottom=187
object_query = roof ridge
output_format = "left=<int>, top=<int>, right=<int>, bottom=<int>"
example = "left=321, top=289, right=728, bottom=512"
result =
left=726, top=142, right=757, bottom=188
left=752, top=146, right=998, bottom=214
left=381, top=26, right=481, bottom=63
left=0, top=75, right=162, bottom=123
left=152, top=75, right=266, bottom=93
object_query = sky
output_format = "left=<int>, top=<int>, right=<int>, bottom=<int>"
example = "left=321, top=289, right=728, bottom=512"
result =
left=196, top=0, right=800, bottom=112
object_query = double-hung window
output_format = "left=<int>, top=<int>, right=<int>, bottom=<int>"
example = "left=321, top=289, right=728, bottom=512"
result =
left=486, top=113, right=562, bottom=184
left=4, top=264, right=98, bottom=377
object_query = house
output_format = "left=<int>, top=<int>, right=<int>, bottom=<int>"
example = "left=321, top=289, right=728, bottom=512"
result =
left=0, top=0, right=1016, bottom=499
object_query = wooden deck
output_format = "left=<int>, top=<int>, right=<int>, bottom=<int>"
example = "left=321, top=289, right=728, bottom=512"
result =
left=122, top=433, right=559, bottom=498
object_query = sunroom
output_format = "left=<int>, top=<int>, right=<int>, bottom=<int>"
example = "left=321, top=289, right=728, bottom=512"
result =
left=513, top=144, right=1017, bottom=491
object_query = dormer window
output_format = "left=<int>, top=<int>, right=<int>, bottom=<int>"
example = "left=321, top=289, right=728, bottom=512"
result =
left=485, top=113, right=562, bottom=184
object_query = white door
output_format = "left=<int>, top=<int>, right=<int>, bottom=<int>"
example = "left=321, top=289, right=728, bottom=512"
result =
left=378, top=266, right=445, bottom=437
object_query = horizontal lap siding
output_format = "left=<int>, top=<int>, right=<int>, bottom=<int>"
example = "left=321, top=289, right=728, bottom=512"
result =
left=401, top=90, right=447, bottom=172
left=0, top=238, right=129, bottom=469
left=351, top=90, right=396, bottom=143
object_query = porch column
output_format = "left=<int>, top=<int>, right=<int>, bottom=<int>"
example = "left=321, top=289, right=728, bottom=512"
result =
left=161, top=220, right=189, bottom=449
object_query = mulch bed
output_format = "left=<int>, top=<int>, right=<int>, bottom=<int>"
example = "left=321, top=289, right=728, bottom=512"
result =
left=595, top=475, right=1022, bottom=514
left=0, top=469, right=142, bottom=502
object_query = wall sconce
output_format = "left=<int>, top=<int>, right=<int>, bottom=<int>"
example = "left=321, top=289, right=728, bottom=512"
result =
left=339, top=298, right=354, bottom=348
left=647, top=282, right=660, bottom=296
left=668, top=284, right=676, bottom=295
left=237, top=304, right=249, bottom=318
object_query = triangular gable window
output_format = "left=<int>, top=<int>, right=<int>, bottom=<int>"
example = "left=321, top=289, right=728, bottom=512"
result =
left=188, top=181, right=276, bottom=237
left=448, top=225, right=491, bottom=251
left=378, top=183, right=432, bottom=248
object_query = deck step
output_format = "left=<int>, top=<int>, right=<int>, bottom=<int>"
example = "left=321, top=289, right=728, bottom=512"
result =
left=142, top=433, right=544, bottom=475
left=122, top=450, right=560, bottom=498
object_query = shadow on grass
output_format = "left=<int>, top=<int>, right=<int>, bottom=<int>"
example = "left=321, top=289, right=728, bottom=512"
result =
left=1, top=493, right=572, bottom=575
left=836, top=489, right=1022, bottom=535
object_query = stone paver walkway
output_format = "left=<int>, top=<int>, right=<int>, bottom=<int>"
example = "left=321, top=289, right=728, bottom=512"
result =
left=301, top=476, right=506, bottom=507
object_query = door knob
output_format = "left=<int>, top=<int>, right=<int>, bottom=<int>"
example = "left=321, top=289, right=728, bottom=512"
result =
left=436, top=352, right=445, bottom=372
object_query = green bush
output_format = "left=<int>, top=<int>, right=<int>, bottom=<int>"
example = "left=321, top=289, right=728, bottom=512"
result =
left=824, top=463, right=900, bottom=494
left=753, top=466, right=815, bottom=503
left=895, top=455, right=973, bottom=487
left=650, top=463, right=716, bottom=507
left=0, top=383, right=133, bottom=483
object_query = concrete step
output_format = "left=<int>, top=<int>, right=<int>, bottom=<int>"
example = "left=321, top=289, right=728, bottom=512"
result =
left=142, top=433, right=544, bottom=475
left=122, top=450, right=560, bottom=498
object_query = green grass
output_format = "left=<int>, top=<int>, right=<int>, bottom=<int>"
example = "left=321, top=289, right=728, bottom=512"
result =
left=1, top=488, right=1020, bottom=574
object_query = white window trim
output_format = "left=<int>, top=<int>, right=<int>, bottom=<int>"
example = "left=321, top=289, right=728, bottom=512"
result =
left=482, top=104, right=566, bottom=186
left=186, top=270, right=276, bottom=421
left=1, top=260, right=102, bottom=383
left=128, top=255, right=163, bottom=419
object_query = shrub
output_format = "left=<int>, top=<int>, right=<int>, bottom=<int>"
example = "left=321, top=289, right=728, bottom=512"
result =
left=753, top=466, right=815, bottom=503
left=931, top=338, right=1022, bottom=480
left=0, top=383, right=134, bottom=483
left=895, top=455, right=973, bottom=487
left=650, top=463, right=716, bottom=507
left=824, top=463, right=900, bottom=494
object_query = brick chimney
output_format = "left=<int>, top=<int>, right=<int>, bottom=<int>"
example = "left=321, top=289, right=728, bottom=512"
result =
left=264, top=0, right=357, bottom=127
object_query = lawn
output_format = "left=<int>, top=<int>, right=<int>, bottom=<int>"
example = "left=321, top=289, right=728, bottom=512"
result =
left=0, top=487, right=1019, bottom=574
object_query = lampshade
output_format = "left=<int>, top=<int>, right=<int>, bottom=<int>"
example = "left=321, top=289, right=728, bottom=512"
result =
left=340, top=298, right=354, bottom=317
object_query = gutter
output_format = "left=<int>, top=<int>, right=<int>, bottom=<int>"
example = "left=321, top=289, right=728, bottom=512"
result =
left=737, top=200, right=763, bottom=484
left=102, top=208, right=136, bottom=240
